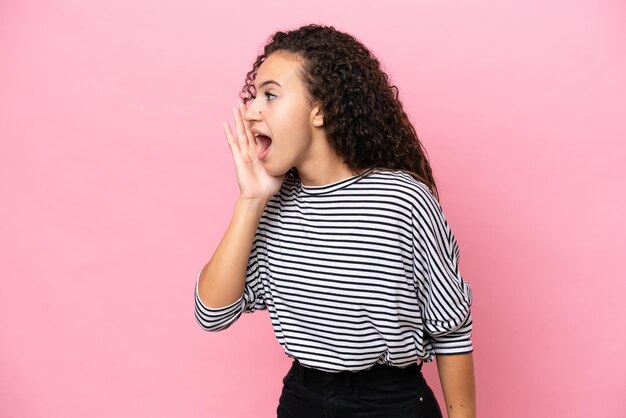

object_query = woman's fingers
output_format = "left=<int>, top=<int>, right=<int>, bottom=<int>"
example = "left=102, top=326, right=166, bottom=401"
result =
left=223, top=122, right=235, bottom=149
left=224, top=104, right=254, bottom=165
left=239, top=101, right=258, bottom=151
left=233, top=104, right=250, bottom=152
left=224, top=101, right=262, bottom=166
left=234, top=101, right=259, bottom=156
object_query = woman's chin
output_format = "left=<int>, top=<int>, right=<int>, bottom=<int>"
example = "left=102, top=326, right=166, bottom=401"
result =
left=264, top=163, right=291, bottom=178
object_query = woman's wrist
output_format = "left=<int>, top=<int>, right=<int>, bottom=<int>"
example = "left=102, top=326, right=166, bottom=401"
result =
left=235, top=196, right=270, bottom=213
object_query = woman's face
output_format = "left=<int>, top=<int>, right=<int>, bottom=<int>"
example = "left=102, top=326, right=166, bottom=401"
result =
left=243, top=51, right=323, bottom=177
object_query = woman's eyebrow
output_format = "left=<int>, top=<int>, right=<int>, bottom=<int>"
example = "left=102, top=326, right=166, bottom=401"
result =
left=254, top=80, right=282, bottom=90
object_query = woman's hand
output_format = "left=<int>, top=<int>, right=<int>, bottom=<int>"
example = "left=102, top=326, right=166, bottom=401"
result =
left=223, top=101, right=285, bottom=201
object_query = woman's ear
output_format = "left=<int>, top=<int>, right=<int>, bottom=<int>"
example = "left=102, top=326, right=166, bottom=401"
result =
left=311, top=105, right=324, bottom=127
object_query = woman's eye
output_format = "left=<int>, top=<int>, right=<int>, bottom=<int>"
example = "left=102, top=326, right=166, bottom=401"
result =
left=265, top=92, right=276, bottom=101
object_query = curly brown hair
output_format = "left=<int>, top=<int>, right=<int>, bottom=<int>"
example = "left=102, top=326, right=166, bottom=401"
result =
left=239, top=24, right=439, bottom=200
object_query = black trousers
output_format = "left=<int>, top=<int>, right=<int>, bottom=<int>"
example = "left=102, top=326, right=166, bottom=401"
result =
left=276, top=359, right=443, bottom=418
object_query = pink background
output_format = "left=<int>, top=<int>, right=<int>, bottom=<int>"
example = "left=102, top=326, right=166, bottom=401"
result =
left=1, top=1, right=625, bottom=417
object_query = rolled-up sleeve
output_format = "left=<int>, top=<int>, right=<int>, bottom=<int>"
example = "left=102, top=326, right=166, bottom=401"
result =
left=411, top=185, right=474, bottom=355
left=194, top=238, right=267, bottom=332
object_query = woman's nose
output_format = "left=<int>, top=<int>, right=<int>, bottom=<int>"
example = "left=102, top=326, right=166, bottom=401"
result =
left=243, top=101, right=261, bottom=122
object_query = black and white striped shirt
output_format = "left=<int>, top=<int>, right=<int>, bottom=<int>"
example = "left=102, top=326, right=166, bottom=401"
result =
left=195, top=168, right=473, bottom=372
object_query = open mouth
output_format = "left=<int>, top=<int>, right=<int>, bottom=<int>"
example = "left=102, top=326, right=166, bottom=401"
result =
left=255, top=134, right=272, bottom=160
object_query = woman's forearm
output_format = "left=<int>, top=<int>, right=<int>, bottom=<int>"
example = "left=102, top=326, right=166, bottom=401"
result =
left=435, top=352, right=476, bottom=418
left=197, top=197, right=268, bottom=308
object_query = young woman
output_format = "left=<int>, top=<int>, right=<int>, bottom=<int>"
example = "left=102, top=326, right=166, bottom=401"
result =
left=195, top=24, right=476, bottom=418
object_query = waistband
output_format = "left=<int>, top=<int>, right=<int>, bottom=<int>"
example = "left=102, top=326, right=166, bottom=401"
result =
left=289, top=359, right=424, bottom=390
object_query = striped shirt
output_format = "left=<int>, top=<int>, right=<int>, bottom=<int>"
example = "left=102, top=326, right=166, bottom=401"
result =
left=194, top=168, right=473, bottom=372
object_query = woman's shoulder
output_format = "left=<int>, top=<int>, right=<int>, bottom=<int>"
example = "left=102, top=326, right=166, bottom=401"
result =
left=368, top=170, right=452, bottom=234
left=364, top=168, right=437, bottom=203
